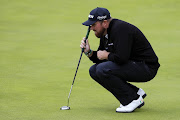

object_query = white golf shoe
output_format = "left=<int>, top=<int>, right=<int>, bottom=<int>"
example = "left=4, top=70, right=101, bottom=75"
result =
left=116, top=96, right=144, bottom=113
left=137, top=88, right=147, bottom=99
left=119, top=88, right=146, bottom=108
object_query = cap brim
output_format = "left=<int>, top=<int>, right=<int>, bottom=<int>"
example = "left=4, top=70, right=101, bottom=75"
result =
left=82, top=20, right=97, bottom=26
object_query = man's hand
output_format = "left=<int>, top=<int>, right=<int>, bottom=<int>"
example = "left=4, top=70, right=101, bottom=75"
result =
left=80, top=37, right=90, bottom=53
left=97, top=50, right=110, bottom=60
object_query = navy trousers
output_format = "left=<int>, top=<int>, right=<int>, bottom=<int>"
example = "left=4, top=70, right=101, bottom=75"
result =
left=89, top=61, right=158, bottom=105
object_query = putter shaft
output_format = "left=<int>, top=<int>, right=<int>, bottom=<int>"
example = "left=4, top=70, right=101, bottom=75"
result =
left=66, top=27, right=90, bottom=107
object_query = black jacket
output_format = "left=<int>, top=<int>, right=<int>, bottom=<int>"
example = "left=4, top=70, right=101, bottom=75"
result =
left=89, top=19, right=160, bottom=69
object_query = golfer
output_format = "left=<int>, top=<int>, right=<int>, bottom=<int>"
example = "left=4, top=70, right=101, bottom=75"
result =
left=80, top=7, right=160, bottom=113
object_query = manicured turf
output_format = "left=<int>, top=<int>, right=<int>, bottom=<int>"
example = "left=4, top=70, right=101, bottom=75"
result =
left=0, top=0, right=179, bottom=120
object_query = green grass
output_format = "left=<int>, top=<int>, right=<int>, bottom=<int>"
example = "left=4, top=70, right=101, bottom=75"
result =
left=0, top=0, right=180, bottom=120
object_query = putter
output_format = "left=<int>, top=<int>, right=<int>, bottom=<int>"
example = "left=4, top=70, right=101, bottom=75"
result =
left=60, top=26, right=91, bottom=110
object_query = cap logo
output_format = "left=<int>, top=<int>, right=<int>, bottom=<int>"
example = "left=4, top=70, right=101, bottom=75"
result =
left=88, top=15, right=94, bottom=19
left=97, top=15, right=107, bottom=20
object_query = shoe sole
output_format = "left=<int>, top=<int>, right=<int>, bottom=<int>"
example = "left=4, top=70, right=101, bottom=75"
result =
left=137, top=101, right=145, bottom=109
left=137, top=93, right=146, bottom=108
left=142, top=93, right=147, bottom=99
left=116, top=102, right=145, bottom=113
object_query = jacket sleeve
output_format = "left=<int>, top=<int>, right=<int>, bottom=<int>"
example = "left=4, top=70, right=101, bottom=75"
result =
left=89, top=38, right=107, bottom=63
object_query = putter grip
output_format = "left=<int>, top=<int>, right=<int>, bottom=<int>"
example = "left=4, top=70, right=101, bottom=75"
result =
left=82, top=26, right=90, bottom=52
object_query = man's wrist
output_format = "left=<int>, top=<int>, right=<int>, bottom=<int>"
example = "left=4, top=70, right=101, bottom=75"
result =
left=105, top=52, right=110, bottom=60
left=84, top=49, right=93, bottom=57
left=84, top=49, right=92, bottom=56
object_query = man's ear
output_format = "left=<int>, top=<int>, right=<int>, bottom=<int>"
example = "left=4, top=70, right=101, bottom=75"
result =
left=102, top=20, right=109, bottom=28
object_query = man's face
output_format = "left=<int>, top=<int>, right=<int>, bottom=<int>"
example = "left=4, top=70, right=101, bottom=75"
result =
left=90, top=21, right=106, bottom=38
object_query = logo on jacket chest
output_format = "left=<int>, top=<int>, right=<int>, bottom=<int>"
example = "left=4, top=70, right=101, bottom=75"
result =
left=104, top=34, right=114, bottom=51
left=105, top=43, right=114, bottom=50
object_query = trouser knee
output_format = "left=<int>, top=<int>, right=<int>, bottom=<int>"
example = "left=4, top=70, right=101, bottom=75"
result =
left=89, top=64, right=97, bottom=80
left=96, top=63, right=111, bottom=79
left=89, top=63, right=111, bottom=80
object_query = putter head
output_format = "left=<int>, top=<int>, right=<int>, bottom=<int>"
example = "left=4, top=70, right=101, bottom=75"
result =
left=60, top=106, right=70, bottom=110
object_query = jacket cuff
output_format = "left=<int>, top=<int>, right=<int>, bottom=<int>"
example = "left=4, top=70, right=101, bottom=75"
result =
left=89, top=51, right=97, bottom=61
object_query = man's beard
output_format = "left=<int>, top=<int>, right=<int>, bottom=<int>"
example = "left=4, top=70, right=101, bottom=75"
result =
left=94, top=28, right=106, bottom=38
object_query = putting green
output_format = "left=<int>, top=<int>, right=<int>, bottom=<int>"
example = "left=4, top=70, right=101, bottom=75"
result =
left=0, top=0, right=179, bottom=120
